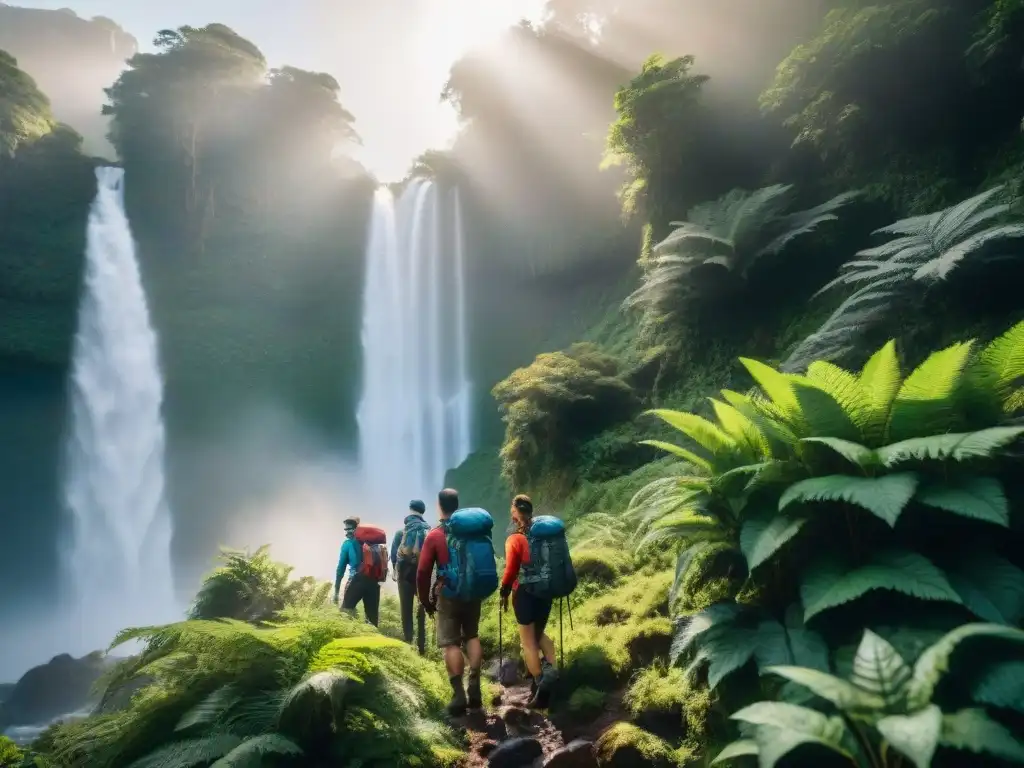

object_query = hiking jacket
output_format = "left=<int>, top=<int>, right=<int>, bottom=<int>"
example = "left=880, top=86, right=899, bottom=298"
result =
left=334, top=536, right=362, bottom=592
left=502, top=532, right=531, bottom=593
left=416, top=524, right=451, bottom=607
left=391, top=512, right=426, bottom=567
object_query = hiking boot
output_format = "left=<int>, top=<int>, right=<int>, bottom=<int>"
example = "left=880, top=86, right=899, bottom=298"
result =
left=467, top=671, right=482, bottom=709
left=527, top=684, right=551, bottom=710
left=538, top=660, right=559, bottom=691
left=447, top=676, right=467, bottom=716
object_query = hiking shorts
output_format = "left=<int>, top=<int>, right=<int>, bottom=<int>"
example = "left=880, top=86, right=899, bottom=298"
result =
left=513, top=588, right=553, bottom=639
left=435, top=594, right=482, bottom=648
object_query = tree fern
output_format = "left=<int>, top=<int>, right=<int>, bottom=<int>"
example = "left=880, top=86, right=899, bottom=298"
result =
left=626, top=184, right=857, bottom=325
left=784, top=186, right=1024, bottom=371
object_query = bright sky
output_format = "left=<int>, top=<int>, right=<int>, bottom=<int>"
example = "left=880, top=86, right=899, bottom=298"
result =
left=16, top=0, right=547, bottom=180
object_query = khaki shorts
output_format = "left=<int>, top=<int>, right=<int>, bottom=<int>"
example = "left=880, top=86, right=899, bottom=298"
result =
left=435, top=594, right=482, bottom=648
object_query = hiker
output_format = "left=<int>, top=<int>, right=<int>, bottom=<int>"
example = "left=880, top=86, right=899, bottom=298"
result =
left=417, top=488, right=498, bottom=715
left=334, top=516, right=388, bottom=626
left=500, top=494, right=577, bottom=708
left=391, top=499, right=429, bottom=654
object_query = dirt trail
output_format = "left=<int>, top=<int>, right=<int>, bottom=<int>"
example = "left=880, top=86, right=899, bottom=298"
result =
left=455, top=680, right=628, bottom=767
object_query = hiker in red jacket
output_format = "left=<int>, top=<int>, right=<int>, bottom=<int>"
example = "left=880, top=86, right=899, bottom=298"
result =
left=416, top=488, right=484, bottom=714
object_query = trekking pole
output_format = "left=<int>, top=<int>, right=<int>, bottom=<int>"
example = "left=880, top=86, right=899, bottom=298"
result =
left=498, top=598, right=504, bottom=687
left=558, top=598, right=564, bottom=670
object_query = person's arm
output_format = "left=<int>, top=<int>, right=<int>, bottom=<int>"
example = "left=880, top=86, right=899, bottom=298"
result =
left=333, top=542, right=350, bottom=600
left=416, top=531, right=437, bottom=608
left=390, top=530, right=401, bottom=567
left=500, top=534, right=525, bottom=596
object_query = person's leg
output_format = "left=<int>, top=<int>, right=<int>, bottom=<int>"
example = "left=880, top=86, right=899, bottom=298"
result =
left=365, top=583, right=381, bottom=627
left=513, top=590, right=542, bottom=677
left=416, top=602, right=426, bottom=656
left=535, top=599, right=556, bottom=668
left=462, top=600, right=483, bottom=708
left=398, top=578, right=414, bottom=642
left=436, top=596, right=467, bottom=714
left=340, top=574, right=362, bottom=614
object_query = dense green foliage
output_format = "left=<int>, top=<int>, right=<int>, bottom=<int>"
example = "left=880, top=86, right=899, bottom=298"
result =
left=32, top=550, right=463, bottom=768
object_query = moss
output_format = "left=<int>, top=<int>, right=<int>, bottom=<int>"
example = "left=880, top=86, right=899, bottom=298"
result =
left=595, top=722, right=678, bottom=767
left=572, top=547, right=630, bottom=586
left=624, top=665, right=689, bottom=719
left=566, top=686, right=607, bottom=719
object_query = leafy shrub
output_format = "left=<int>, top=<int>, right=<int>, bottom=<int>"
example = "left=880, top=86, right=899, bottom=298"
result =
left=0, top=736, right=23, bottom=767
left=189, top=545, right=332, bottom=623
left=571, top=548, right=630, bottom=586
left=626, top=321, right=1024, bottom=743
left=492, top=342, right=637, bottom=492
left=715, top=624, right=1024, bottom=767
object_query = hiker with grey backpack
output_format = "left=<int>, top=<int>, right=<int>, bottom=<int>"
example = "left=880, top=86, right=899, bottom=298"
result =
left=499, top=494, right=578, bottom=709
left=391, top=499, right=430, bottom=655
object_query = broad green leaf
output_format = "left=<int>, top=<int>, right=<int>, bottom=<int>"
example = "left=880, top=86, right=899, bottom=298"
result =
left=886, top=341, right=974, bottom=442
left=647, top=409, right=737, bottom=457
left=706, top=627, right=760, bottom=690
left=851, top=629, right=911, bottom=708
left=915, top=476, right=1009, bottom=527
left=711, top=739, right=758, bottom=764
left=790, top=378, right=860, bottom=441
left=876, top=705, right=941, bottom=768
left=947, top=553, right=1024, bottom=625
left=971, top=659, right=1024, bottom=712
left=670, top=603, right=741, bottom=663
left=801, top=551, right=961, bottom=622
left=753, top=620, right=791, bottom=672
left=740, top=514, right=806, bottom=570
left=800, top=436, right=877, bottom=469
left=877, top=426, right=1024, bottom=465
left=939, top=708, right=1024, bottom=762
left=731, top=702, right=853, bottom=766
left=907, top=623, right=1024, bottom=709
left=766, top=665, right=884, bottom=711
left=639, top=440, right=713, bottom=472
left=739, top=358, right=802, bottom=421
left=859, top=340, right=901, bottom=440
left=787, top=627, right=830, bottom=672
left=779, top=473, right=919, bottom=527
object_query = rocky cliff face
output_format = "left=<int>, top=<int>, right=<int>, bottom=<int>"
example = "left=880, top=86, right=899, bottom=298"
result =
left=0, top=4, right=136, bottom=157
left=0, top=651, right=109, bottom=729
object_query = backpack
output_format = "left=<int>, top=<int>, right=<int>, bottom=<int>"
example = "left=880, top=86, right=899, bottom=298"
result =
left=437, top=508, right=498, bottom=601
left=519, top=515, right=577, bottom=600
left=354, top=525, right=388, bottom=582
left=396, top=516, right=430, bottom=568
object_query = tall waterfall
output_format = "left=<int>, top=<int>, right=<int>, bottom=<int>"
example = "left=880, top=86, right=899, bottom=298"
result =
left=62, top=167, right=175, bottom=648
left=356, top=181, right=473, bottom=512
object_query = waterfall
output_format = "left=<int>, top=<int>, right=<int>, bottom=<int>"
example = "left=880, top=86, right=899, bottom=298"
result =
left=61, top=167, right=175, bottom=649
left=356, top=181, right=473, bottom=512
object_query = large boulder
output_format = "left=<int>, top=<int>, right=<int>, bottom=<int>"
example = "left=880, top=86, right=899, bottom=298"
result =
left=595, top=723, right=675, bottom=768
left=0, top=651, right=109, bottom=728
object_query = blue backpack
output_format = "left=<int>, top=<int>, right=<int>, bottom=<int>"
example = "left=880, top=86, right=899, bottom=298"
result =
left=519, top=515, right=577, bottom=600
left=437, top=508, right=498, bottom=601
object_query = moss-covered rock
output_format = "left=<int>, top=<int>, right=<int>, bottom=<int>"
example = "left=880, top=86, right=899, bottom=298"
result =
left=595, top=722, right=676, bottom=767
left=572, top=547, right=630, bottom=586
left=566, top=686, right=607, bottom=720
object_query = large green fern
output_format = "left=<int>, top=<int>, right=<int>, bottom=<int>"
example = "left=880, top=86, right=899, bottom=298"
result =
left=626, top=184, right=858, bottom=326
left=785, top=186, right=1024, bottom=371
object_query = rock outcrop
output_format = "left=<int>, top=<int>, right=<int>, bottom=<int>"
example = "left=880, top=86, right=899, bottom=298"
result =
left=0, top=651, right=109, bottom=728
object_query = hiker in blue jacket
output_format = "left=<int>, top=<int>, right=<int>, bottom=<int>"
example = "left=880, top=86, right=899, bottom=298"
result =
left=391, top=500, right=429, bottom=654
left=333, top=516, right=362, bottom=605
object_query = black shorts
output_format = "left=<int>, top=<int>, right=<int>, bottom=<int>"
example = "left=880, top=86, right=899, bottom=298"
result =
left=513, top=588, right=553, bottom=638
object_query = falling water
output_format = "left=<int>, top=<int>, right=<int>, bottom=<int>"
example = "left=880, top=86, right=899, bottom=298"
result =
left=356, top=181, right=474, bottom=511
left=61, top=166, right=175, bottom=649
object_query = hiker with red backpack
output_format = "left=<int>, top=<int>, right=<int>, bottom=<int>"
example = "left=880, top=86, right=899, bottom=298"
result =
left=391, top=499, right=430, bottom=654
left=334, top=515, right=388, bottom=626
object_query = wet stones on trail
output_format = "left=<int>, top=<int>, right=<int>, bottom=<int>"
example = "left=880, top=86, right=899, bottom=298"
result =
left=456, top=681, right=601, bottom=768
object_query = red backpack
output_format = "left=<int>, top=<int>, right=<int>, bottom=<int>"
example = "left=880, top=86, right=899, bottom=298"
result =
left=354, top=525, right=388, bottom=582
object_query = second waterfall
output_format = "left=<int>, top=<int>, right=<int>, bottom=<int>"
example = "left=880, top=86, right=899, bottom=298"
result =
left=357, top=181, right=473, bottom=509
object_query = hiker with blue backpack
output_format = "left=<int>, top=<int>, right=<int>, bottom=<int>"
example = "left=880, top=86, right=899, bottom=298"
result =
left=500, top=494, right=577, bottom=709
left=416, top=488, right=499, bottom=715
left=391, top=499, right=430, bottom=655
